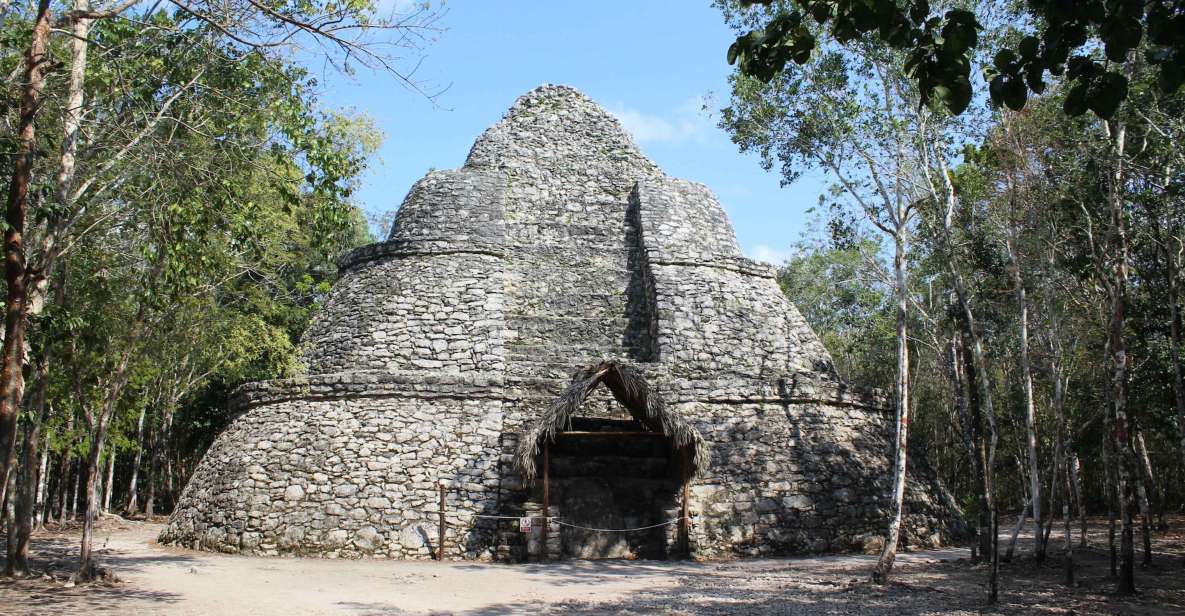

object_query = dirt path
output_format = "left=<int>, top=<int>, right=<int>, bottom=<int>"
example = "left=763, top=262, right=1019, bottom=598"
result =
left=3, top=517, right=1183, bottom=615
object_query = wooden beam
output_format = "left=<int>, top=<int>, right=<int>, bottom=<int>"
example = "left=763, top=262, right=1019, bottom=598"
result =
left=555, top=431, right=665, bottom=437
left=438, top=482, right=446, bottom=561
left=542, top=441, right=550, bottom=561
left=680, top=448, right=690, bottom=558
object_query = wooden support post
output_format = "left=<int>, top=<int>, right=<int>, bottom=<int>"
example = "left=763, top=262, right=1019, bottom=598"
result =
left=438, top=482, right=446, bottom=561
left=680, top=448, right=690, bottom=557
left=542, top=441, right=550, bottom=561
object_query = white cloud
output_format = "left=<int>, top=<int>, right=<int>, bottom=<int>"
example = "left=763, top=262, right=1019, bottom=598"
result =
left=747, top=244, right=792, bottom=266
left=609, top=96, right=712, bottom=145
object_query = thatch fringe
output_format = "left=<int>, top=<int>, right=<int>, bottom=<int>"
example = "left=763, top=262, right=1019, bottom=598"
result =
left=515, top=360, right=709, bottom=483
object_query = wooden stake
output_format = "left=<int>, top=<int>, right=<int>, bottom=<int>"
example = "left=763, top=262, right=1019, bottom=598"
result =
left=438, top=482, right=446, bottom=561
left=542, top=441, right=550, bottom=561
left=680, top=448, right=690, bottom=557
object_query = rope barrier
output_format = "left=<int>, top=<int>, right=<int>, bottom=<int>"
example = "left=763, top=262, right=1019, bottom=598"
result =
left=549, top=517, right=685, bottom=532
left=426, top=511, right=693, bottom=533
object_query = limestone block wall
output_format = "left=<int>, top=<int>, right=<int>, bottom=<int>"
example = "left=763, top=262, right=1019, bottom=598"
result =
left=161, top=381, right=506, bottom=559
left=634, top=177, right=835, bottom=379
left=677, top=398, right=953, bottom=557
left=300, top=253, right=506, bottom=376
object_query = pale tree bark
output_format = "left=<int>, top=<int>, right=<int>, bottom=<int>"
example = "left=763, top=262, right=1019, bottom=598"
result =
left=1004, top=496, right=1029, bottom=562
left=1103, top=432, right=1118, bottom=576
left=931, top=159, right=998, bottom=602
left=1062, top=473, right=1074, bottom=587
left=124, top=406, right=146, bottom=515
left=102, top=449, right=114, bottom=513
left=1070, top=453, right=1088, bottom=547
left=68, top=458, right=79, bottom=521
left=1104, top=107, right=1138, bottom=596
left=33, top=427, right=49, bottom=528
left=1132, top=428, right=1154, bottom=564
left=871, top=229, right=911, bottom=584
left=1004, top=227, right=1044, bottom=562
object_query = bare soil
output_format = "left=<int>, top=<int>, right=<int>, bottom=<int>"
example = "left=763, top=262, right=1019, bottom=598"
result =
left=3, top=515, right=1183, bottom=615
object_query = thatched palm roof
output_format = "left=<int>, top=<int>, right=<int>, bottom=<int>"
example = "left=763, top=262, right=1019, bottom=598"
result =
left=515, top=360, right=709, bottom=483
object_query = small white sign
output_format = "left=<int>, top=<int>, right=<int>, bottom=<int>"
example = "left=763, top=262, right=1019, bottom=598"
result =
left=519, top=517, right=532, bottom=533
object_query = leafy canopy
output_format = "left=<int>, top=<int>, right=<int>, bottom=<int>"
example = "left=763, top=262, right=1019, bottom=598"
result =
left=726, top=0, right=1185, bottom=118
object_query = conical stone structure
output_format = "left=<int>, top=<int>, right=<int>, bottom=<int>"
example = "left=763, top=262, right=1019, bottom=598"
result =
left=162, top=85, right=960, bottom=560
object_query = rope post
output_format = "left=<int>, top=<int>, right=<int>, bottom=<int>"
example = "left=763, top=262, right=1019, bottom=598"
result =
left=680, top=447, right=690, bottom=557
left=542, top=441, right=550, bottom=561
left=438, top=482, right=446, bottom=561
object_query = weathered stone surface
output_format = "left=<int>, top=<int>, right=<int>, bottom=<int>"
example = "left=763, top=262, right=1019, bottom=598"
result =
left=161, top=84, right=961, bottom=561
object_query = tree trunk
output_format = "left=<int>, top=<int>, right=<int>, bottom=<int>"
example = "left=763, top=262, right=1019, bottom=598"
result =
left=1070, top=453, right=1088, bottom=547
left=77, top=436, right=104, bottom=580
left=1005, top=231, right=1043, bottom=562
left=125, top=406, right=146, bottom=515
left=145, top=418, right=158, bottom=519
left=102, top=449, right=114, bottom=514
left=1105, top=112, right=1138, bottom=596
left=0, top=0, right=51, bottom=503
left=872, top=232, right=910, bottom=584
left=1103, top=435, right=1118, bottom=577
left=56, top=453, right=69, bottom=524
left=1167, top=222, right=1185, bottom=478
left=33, top=428, right=48, bottom=528
left=1132, top=436, right=1153, bottom=567
left=5, top=353, right=49, bottom=575
left=68, top=458, right=79, bottom=521
left=79, top=351, right=140, bottom=579
left=1004, top=499, right=1029, bottom=562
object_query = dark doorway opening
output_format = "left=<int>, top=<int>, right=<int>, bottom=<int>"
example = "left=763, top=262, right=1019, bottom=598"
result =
left=546, top=417, right=682, bottom=559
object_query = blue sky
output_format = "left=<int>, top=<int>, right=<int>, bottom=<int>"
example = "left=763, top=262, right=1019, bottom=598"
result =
left=319, top=1, right=831, bottom=264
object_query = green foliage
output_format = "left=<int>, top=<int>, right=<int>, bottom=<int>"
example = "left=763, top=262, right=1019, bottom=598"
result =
left=726, top=0, right=1185, bottom=118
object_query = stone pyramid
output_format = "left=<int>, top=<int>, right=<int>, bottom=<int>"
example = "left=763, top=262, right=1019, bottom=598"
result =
left=162, top=85, right=960, bottom=560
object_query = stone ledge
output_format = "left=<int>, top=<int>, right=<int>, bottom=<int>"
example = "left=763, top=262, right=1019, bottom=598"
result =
left=648, top=255, right=777, bottom=279
left=231, top=369, right=888, bottom=413
left=337, top=239, right=506, bottom=272
left=231, top=370, right=506, bottom=409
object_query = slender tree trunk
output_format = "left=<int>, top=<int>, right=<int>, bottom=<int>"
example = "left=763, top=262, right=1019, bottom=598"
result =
left=872, top=231, right=910, bottom=584
left=1132, top=437, right=1153, bottom=567
left=77, top=437, right=104, bottom=580
left=1004, top=499, right=1029, bottom=562
left=1070, top=453, right=1088, bottom=547
left=55, top=454, right=69, bottom=524
left=5, top=353, right=49, bottom=576
left=961, top=335, right=992, bottom=563
left=1062, top=498, right=1074, bottom=587
left=79, top=352, right=139, bottom=579
left=125, top=406, right=146, bottom=514
left=102, top=449, right=114, bottom=514
left=1105, top=112, right=1138, bottom=596
left=0, top=0, right=51, bottom=503
left=145, top=419, right=158, bottom=519
left=1006, top=231, right=1044, bottom=562
left=1104, top=434, right=1118, bottom=576
left=1134, top=430, right=1165, bottom=530
left=33, top=428, right=48, bottom=528
left=1167, top=227, right=1185, bottom=476
left=68, top=458, right=79, bottom=521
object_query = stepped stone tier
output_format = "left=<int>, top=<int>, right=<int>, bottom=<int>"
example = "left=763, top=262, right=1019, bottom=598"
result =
left=162, top=84, right=962, bottom=561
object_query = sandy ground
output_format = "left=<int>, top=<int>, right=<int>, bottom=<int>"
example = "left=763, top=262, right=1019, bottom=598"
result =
left=2, top=516, right=1184, bottom=615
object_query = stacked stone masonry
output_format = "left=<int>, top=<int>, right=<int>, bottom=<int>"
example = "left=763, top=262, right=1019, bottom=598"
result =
left=162, top=85, right=962, bottom=560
